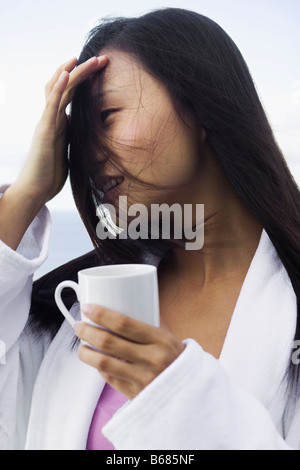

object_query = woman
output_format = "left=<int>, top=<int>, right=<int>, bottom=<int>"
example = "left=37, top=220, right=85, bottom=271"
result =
left=0, top=8, right=300, bottom=450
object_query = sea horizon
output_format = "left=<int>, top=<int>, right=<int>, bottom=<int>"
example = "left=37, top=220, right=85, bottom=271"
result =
left=34, top=210, right=93, bottom=280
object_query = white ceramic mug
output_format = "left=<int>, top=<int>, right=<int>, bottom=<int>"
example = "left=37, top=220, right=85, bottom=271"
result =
left=54, top=264, right=160, bottom=331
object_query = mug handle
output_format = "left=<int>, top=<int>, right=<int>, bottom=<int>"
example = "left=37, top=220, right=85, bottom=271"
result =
left=54, top=280, right=80, bottom=328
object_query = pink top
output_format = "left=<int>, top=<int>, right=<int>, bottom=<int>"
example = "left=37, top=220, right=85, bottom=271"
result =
left=86, top=384, right=128, bottom=450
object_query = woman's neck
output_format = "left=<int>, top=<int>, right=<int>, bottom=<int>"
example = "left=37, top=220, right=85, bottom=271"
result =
left=170, top=205, right=262, bottom=288
left=159, top=146, right=263, bottom=288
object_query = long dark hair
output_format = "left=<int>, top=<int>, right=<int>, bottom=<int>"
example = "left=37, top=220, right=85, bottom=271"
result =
left=30, top=8, right=300, bottom=395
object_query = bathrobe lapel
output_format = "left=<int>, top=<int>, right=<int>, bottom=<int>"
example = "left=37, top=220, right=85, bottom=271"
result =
left=25, top=304, right=106, bottom=450
left=219, top=230, right=296, bottom=418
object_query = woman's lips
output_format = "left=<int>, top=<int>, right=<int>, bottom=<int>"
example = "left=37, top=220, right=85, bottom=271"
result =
left=102, top=178, right=124, bottom=201
left=102, top=176, right=124, bottom=194
left=93, top=174, right=124, bottom=199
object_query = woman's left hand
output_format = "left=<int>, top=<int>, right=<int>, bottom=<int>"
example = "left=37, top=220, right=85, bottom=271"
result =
left=75, top=304, right=185, bottom=399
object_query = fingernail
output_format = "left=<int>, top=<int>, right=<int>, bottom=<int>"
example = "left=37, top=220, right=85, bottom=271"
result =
left=86, top=56, right=97, bottom=64
left=59, top=70, right=68, bottom=81
left=82, top=304, right=93, bottom=316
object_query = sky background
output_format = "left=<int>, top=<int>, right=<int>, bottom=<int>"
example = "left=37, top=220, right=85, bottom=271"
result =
left=0, top=0, right=299, bottom=213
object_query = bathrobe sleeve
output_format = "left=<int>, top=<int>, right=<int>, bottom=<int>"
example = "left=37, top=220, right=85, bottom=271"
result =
left=0, top=186, right=51, bottom=449
left=102, top=339, right=295, bottom=450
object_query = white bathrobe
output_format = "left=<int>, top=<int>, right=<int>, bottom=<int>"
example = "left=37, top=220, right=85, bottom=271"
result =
left=0, top=186, right=300, bottom=450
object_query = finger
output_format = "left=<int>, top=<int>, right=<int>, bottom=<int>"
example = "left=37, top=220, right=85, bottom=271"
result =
left=82, top=304, right=159, bottom=344
left=59, top=55, right=109, bottom=111
left=78, top=345, right=136, bottom=398
left=75, top=322, right=143, bottom=362
left=41, top=71, right=70, bottom=128
left=45, top=57, right=78, bottom=100
left=78, top=344, right=155, bottom=399
left=78, top=344, right=137, bottom=382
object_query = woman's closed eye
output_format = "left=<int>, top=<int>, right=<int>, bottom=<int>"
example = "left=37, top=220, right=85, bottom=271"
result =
left=100, top=108, right=120, bottom=123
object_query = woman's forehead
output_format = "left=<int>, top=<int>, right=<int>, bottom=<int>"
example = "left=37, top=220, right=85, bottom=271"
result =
left=92, top=50, right=163, bottom=100
left=93, top=51, right=141, bottom=93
